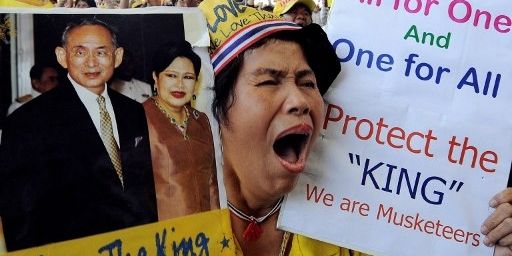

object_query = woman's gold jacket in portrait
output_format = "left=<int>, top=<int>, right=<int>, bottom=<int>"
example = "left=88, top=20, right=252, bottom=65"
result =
left=143, top=99, right=219, bottom=220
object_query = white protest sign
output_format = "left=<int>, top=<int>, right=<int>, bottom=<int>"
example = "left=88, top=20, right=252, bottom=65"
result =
left=278, top=0, right=512, bottom=255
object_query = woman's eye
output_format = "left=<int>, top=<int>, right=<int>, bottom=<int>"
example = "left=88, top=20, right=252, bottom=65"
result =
left=256, top=80, right=278, bottom=86
left=166, top=74, right=177, bottom=78
left=184, top=75, right=196, bottom=80
left=300, top=81, right=317, bottom=88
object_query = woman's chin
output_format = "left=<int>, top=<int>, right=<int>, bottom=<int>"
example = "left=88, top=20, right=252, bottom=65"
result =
left=269, top=170, right=301, bottom=196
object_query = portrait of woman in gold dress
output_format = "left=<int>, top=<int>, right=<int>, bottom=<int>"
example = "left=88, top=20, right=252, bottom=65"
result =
left=143, top=40, right=219, bottom=221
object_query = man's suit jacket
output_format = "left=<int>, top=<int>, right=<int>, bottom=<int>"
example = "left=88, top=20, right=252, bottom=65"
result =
left=0, top=79, right=157, bottom=251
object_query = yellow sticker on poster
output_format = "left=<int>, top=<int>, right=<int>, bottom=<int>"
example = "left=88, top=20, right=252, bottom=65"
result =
left=3, top=209, right=235, bottom=256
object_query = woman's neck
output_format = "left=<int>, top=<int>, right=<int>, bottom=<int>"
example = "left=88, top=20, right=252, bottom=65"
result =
left=224, top=169, right=283, bottom=216
left=154, top=96, right=185, bottom=123
left=228, top=196, right=282, bottom=217
left=223, top=166, right=290, bottom=255
left=230, top=212, right=285, bottom=256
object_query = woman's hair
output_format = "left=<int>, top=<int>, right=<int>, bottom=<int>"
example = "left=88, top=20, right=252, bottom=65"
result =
left=152, top=40, right=201, bottom=78
left=213, top=28, right=326, bottom=126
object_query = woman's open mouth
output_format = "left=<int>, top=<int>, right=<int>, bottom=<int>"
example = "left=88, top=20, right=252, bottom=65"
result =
left=273, top=124, right=312, bottom=173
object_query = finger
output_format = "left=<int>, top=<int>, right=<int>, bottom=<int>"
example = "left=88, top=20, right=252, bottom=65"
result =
left=498, top=234, right=512, bottom=247
left=482, top=203, right=512, bottom=235
left=494, top=245, right=512, bottom=256
left=484, top=216, right=512, bottom=246
left=490, top=188, right=512, bottom=208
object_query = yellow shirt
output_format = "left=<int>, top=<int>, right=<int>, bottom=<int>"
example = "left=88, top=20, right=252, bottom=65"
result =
left=233, top=228, right=372, bottom=256
left=289, top=234, right=371, bottom=256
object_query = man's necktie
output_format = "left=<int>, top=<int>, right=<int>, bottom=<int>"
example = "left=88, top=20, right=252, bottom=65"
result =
left=97, top=95, right=124, bottom=189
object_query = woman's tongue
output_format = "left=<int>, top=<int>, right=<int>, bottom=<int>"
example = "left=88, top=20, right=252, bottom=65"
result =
left=277, top=144, right=299, bottom=163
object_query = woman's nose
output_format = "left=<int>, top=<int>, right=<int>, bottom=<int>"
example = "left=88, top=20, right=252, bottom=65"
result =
left=178, top=78, right=185, bottom=88
left=284, top=86, right=310, bottom=116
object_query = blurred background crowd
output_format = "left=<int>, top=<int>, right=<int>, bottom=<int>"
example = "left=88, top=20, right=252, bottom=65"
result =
left=51, top=0, right=330, bottom=28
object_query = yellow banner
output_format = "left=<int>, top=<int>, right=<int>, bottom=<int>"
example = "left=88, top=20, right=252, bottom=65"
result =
left=3, top=209, right=235, bottom=256
left=0, top=0, right=53, bottom=7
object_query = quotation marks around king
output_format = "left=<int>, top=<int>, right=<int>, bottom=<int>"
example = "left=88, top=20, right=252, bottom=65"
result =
left=303, top=153, right=481, bottom=247
left=304, top=170, right=481, bottom=247
left=348, top=153, right=464, bottom=205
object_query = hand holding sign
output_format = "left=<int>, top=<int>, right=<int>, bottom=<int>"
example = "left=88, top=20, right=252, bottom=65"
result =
left=482, top=188, right=512, bottom=247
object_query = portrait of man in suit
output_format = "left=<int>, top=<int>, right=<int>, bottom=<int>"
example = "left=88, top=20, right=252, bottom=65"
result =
left=0, top=19, right=157, bottom=251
